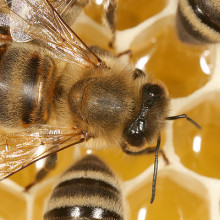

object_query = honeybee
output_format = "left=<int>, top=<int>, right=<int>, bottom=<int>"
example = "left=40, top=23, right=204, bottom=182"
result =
left=44, top=154, right=125, bottom=219
left=0, top=0, right=200, bottom=203
left=176, top=0, right=220, bottom=44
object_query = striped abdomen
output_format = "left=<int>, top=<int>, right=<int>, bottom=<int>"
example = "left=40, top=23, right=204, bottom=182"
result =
left=44, top=155, right=124, bottom=220
left=176, top=0, right=220, bottom=44
left=0, top=43, right=55, bottom=128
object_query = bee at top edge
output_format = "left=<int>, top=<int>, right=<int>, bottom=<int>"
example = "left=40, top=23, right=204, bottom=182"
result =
left=0, top=0, right=201, bottom=203
left=176, top=0, right=220, bottom=44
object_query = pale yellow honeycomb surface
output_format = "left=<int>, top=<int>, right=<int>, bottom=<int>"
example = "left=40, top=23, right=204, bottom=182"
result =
left=0, top=0, right=220, bottom=219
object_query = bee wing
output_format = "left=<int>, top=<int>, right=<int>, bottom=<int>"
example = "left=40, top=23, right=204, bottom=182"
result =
left=51, top=0, right=88, bottom=18
left=0, top=126, right=87, bottom=181
left=0, top=0, right=102, bottom=68
left=0, top=0, right=86, bottom=40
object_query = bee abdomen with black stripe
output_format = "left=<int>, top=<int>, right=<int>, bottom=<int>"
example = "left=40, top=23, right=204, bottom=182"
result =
left=176, top=0, right=220, bottom=44
left=44, top=155, right=124, bottom=220
left=0, top=44, right=55, bottom=128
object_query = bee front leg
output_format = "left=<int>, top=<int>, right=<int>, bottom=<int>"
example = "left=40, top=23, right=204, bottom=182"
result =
left=24, top=153, right=57, bottom=192
left=121, top=142, right=169, bottom=165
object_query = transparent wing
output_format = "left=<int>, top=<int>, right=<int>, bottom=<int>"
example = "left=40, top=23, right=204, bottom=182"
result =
left=0, top=0, right=103, bottom=68
left=51, top=0, right=88, bottom=18
left=0, top=125, right=87, bottom=180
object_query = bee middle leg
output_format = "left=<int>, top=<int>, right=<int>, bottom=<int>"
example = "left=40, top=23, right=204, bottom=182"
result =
left=24, top=153, right=57, bottom=192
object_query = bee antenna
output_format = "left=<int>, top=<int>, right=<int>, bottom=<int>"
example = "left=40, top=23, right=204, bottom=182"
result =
left=150, top=134, right=161, bottom=204
left=166, top=114, right=201, bottom=129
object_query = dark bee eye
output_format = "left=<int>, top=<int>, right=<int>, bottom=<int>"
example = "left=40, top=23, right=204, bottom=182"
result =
left=123, top=116, right=146, bottom=146
left=142, top=84, right=165, bottom=106
left=123, top=83, right=167, bottom=147
left=140, top=84, right=164, bottom=113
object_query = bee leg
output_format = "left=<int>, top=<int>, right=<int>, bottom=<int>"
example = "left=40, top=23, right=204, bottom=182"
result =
left=57, top=0, right=89, bottom=25
left=121, top=143, right=169, bottom=165
left=89, top=45, right=115, bottom=57
left=132, top=68, right=146, bottom=80
left=24, top=153, right=57, bottom=192
left=117, top=50, right=132, bottom=58
left=103, top=0, right=118, bottom=48
left=89, top=45, right=133, bottom=62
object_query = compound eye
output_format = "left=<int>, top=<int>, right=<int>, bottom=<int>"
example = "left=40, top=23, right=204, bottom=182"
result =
left=143, top=84, right=164, bottom=96
left=142, top=84, right=165, bottom=108
left=123, top=117, right=146, bottom=146
left=123, top=84, right=166, bottom=147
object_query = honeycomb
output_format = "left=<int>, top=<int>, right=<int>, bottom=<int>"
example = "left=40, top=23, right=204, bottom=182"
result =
left=0, top=0, right=220, bottom=219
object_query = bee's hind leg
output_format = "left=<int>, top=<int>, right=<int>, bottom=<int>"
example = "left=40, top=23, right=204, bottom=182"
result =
left=24, top=153, right=57, bottom=192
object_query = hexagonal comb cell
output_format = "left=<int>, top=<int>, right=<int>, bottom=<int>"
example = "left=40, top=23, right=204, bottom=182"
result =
left=116, top=0, right=167, bottom=30
left=0, top=185, right=26, bottom=219
left=173, top=92, right=220, bottom=179
left=131, top=17, right=214, bottom=98
left=127, top=170, right=210, bottom=220
left=84, top=0, right=167, bottom=30
left=72, top=22, right=111, bottom=50
left=32, top=182, right=54, bottom=220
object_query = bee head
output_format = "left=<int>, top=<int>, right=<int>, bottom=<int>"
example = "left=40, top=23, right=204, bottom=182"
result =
left=123, top=83, right=169, bottom=149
